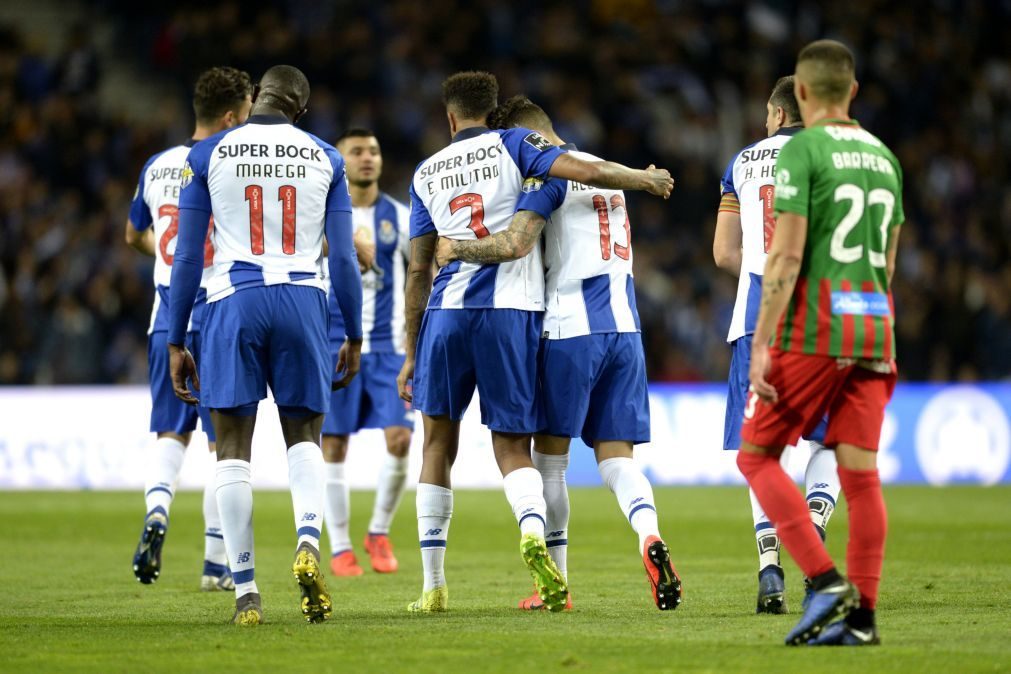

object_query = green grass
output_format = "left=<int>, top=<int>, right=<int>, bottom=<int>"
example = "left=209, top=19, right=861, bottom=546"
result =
left=0, top=487, right=1009, bottom=673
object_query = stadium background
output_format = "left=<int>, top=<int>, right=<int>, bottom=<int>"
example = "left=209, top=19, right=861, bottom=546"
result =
left=0, top=0, right=1008, bottom=488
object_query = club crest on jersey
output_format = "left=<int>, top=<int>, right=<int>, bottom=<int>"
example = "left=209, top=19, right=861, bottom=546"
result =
left=523, top=131, right=553, bottom=152
left=180, top=161, right=194, bottom=189
left=775, top=168, right=798, bottom=198
left=521, top=177, right=544, bottom=193
left=378, top=219, right=397, bottom=244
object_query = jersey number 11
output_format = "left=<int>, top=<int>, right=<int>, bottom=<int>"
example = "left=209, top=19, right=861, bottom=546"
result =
left=245, top=185, right=297, bottom=255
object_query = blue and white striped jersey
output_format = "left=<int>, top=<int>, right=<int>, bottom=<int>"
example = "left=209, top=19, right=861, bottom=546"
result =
left=409, top=126, right=566, bottom=311
left=328, top=193, right=410, bottom=353
left=129, top=141, right=211, bottom=334
left=178, top=115, right=351, bottom=303
left=720, top=127, right=800, bottom=343
left=515, top=146, right=641, bottom=339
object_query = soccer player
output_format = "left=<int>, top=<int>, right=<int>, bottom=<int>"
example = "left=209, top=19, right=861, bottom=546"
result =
left=125, top=66, right=252, bottom=590
left=399, top=71, right=673, bottom=613
left=167, top=65, right=364, bottom=626
left=435, top=95, right=682, bottom=612
left=322, top=129, right=413, bottom=577
left=715, top=76, right=840, bottom=614
left=737, top=40, right=903, bottom=646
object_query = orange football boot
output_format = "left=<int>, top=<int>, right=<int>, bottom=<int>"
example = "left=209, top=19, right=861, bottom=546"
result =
left=329, top=550, right=364, bottom=577
left=642, top=535, right=682, bottom=610
left=363, top=533, right=399, bottom=573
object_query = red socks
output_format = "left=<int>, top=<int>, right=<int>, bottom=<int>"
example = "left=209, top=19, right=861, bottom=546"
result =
left=838, top=466, right=887, bottom=610
left=737, top=451, right=834, bottom=579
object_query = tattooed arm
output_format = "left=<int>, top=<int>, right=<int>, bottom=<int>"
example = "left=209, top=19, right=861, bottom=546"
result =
left=749, top=211, right=808, bottom=403
left=397, top=231, right=436, bottom=402
left=548, top=154, right=674, bottom=198
left=435, top=210, right=546, bottom=267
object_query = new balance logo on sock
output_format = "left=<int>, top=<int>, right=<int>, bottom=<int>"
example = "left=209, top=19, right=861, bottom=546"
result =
left=424, top=528, right=442, bottom=536
left=301, top=512, right=317, bottom=521
left=520, top=507, right=535, bottom=515
left=812, top=483, right=830, bottom=489
left=547, top=530, right=565, bottom=538
left=629, top=497, right=645, bottom=508
left=237, top=551, right=251, bottom=564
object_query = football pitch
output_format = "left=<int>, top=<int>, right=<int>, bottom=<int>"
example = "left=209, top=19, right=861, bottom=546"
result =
left=0, top=487, right=1008, bottom=673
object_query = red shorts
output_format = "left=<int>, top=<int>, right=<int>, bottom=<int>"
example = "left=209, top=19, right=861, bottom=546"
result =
left=740, top=349, right=897, bottom=451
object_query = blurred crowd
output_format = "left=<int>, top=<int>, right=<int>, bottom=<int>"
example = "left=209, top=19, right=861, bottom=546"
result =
left=1, top=0, right=1009, bottom=384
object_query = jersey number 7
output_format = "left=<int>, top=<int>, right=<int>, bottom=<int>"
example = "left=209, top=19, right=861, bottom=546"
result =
left=246, top=185, right=297, bottom=255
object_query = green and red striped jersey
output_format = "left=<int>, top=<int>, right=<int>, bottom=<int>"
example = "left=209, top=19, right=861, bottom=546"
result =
left=772, top=119, right=904, bottom=360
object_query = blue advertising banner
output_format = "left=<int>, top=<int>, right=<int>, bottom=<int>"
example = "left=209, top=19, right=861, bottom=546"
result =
left=0, top=384, right=1008, bottom=489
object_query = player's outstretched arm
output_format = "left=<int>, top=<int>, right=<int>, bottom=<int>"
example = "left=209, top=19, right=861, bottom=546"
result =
left=749, top=211, right=807, bottom=403
left=436, top=211, right=546, bottom=267
left=326, top=209, right=364, bottom=390
left=548, top=154, right=674, bottom=198
left=124, top=219, right=155, bottom=257
left=398, top=232, right=436, bottom=402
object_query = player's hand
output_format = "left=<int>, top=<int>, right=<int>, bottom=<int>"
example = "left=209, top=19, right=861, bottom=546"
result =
left=354, top=228, right=376, bottom=273
left=333, top=338, right=362, bottom=390
left=434, top=237, right=456, bottom=268
left=168, top=342, right=200, bottom=405
left=644, top=164, right=674, bottom=199
left=749, top=340, right=778, bottom=404
left=397, top=358, right=415, bottom=402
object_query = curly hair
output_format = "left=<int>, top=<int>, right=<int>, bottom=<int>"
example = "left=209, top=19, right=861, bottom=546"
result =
left=486, top=95, right=553, bottom=131
left=441, top=71, right=498, bottom=120
left=193, top=66, right=253, bottom=123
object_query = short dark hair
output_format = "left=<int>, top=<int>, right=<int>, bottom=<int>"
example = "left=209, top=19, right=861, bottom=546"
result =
left=797, top=40, right=856, bottom=103
left=769, top=76, right=801, bottom=125
left=193, top=67, right=252, bottom=124
left=335, top=128, right=376, bottom=146
left=442, top=71, right=498, bottom=120
left=487, top=95, right=553, bottom=131
left=257, top=65, right=311, bottom=118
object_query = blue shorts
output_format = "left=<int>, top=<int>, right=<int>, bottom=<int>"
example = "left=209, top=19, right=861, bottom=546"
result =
left=412, top=308, right=542, bottom=434
left=147, top=330, right=215, bottom=441
left=540, top=332, right=650, bottom=447
left=323, top=352, right=415, bottom=436
left=724, top=334, right=826, bottom=450
left=200, top=285, right=330, bottom=413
